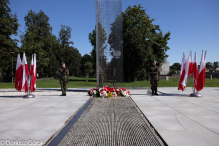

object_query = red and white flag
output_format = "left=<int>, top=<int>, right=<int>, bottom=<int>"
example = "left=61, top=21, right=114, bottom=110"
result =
left=15, top=53, right=23, bottom=91
left=178, top=53, right=186, bottom=91
left=32, top=54, right=36, bottom=92
left=28, top=54, right=34, bottom=90
left=22, top=53, right=29, bottom=93
left=188, top=53, right=193, bottom=77
left=197, top=50, right=207, bottom=91
left=181, top=51, right=193, bottom=89
left=193, top=52, right=199, bottom=90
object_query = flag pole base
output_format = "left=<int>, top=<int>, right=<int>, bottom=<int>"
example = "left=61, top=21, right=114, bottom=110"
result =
left=190, top=93, right=202, bottom=97
left=23, top=94, right=35, bottom=98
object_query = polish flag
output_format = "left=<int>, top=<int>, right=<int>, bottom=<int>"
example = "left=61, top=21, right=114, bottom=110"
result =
left=22, top=53, right=29, bottom=93
left=193, top=52, right=199, bottom=90
left=29, top=54, right=34, bottom=90
left=197, top=50, right=207, bottom=91
left=178, top=53, right=186, bottom=91
left=181, top=51, right=193, bottom=89
left=15, top=53, right=23, bottom=91
left=188, top=53, right=193, bottom=77
left=32, top=53, right=36, bottom=92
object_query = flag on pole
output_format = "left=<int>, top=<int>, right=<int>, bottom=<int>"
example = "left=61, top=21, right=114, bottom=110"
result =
left=29, top=54, right=34, bottom=90
left=32, top=53, right=36, bottom=92
left=197, top=50, right=207, bottom=91
left=188, top=53, right=193, bottom=77
left=181, top=51, right=193, bottom=89
left=193, top=52, right=199, bottom=90
left=178, top=53, right=186, bottom=91
left=15, top=53, right=23, bottom=91
left=22, top=53, right=29, bottom=93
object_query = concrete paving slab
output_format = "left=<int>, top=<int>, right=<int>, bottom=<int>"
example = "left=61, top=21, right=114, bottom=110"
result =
left=0, top=93, right=90, bottom=146
left=131, top=87, right=219, bottom=146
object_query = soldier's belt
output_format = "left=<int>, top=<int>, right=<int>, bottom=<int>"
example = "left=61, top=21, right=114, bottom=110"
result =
left=150, top=72, right=158, bottom=75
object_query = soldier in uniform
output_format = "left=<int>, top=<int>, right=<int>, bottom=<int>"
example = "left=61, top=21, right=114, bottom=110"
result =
left=147, top=60, right=160, bottom=96
left=99, top=66, right=104, bottom=87
left=56, top=62, right=69, bottom=96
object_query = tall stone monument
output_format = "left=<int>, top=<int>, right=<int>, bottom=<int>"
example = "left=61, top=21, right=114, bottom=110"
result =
left=96, top=0, right=123, bottom=88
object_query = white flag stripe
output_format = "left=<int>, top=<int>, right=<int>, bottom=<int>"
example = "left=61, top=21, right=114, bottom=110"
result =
left=181, top=51, right=192, bottom=88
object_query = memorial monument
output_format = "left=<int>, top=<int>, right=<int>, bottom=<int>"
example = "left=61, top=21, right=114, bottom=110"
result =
left=96, top=0, right=123, bottom=88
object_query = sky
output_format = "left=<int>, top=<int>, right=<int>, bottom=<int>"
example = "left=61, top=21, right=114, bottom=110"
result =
left=9, top=0, right=219, bottom=66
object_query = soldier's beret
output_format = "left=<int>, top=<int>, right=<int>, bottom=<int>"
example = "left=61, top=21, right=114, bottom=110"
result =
left=152, top=60, right=156, bottom=63
left=62, top=62, right=65, bottom=64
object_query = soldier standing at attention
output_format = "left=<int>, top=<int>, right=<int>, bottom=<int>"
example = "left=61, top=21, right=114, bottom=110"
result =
left=56, top=62, right=69, bottom=96
left=147, top=60, right=160, bottom=96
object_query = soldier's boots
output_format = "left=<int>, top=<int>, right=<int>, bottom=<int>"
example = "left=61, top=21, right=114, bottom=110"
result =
left=154, top=87, right=159, bottom=96
left=60, top=93, right=66, bottom=96
left=152, top=90, right=154, bottom=96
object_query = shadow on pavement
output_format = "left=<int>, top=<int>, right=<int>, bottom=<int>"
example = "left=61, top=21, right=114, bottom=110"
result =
left=158, top=93, right=189, bottom=97
left=36, top=88, right=89, bottom=93
left=0, top=96, right=23, bottom=98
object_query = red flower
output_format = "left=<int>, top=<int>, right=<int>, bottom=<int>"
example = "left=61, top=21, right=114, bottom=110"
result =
left=119, top=88, right=126, bottom=91
left=110, top=87, right=117, bottom=92
left=104, top=86, right=111, bottom=92
left=88, top=89, right=93, bottom=96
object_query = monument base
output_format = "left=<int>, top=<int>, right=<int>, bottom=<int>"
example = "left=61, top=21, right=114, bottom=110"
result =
left=190, top=93, right=202, bottom=97
left=23, top=94, right=35, bottom=98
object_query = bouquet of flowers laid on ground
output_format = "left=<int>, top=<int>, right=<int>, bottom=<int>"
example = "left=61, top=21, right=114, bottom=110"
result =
left=88, top=86, right=130, bottom=98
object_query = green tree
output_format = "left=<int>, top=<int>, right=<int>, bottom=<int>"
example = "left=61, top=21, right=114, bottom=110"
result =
left=81, top=54, right=92, bottom=77
left=67, top=47, right=82, bottom=76
left=169, top=63, right=181, bottom=75
left=84, top=62, right=93, bottom=82
left=59, top=25, right=73, bottom=47
left=88, top=24, right=107, bottom=74
left=57, top=25, right=82, bottom=76
left=88, top=28, right=96, bottom=71
left=57, top=25, right=74, bottom=66
left=122, top=5, right=170, bottom=81
left=0, top=0, right=20, bottom=81
left=20, top=9, right=53, bottom=77
left=206, top=62, right=213, bottom=69
left=170, top=63, right=181, bottom=71
left=213, top=61, right=219, bottom=67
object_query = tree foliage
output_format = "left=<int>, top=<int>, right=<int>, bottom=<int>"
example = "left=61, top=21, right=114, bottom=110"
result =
left=0, top=0, right=20, bottom=81
left=122, top=5, right=170, bottom=81
left=88, top=24, right=107, bottom=74
left=89, top=5, right=171, bottom=81
left=84, top=61, right=93, bottom=82
left=169, top=63, right=181, bottom=75
left=206, top=62, right=213, bottom=69
left=20, top=10, right=81, bottom=77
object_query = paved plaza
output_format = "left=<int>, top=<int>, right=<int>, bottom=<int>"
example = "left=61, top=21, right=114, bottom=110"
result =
left=131, top=87, right=219, bottom=146
left=0, top=87, right=219, bottom=146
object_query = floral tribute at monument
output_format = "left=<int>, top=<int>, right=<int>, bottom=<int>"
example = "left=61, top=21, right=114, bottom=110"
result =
left=88, top=86, right=130, bottom=98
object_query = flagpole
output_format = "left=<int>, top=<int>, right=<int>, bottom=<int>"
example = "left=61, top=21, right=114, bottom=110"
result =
left=23, top=75, right=35, bottom=98
left=190, top=52, right=202, bottom=97
left=23, top=54, right=35, bottom=98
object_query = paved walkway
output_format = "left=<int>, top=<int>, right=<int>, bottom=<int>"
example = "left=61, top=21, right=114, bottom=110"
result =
left=131, top=87, right=219, bottom=146
left=0, top=93, right=90, bottom=146
left=0, top=87, right=219, bottom=146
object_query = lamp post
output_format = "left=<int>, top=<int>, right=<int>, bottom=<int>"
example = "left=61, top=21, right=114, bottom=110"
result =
left=11, top=52, right=14, bottom=83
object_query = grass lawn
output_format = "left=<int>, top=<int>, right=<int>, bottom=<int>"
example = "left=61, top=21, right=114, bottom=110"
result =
left=0, top=76, right=218, bottom=89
